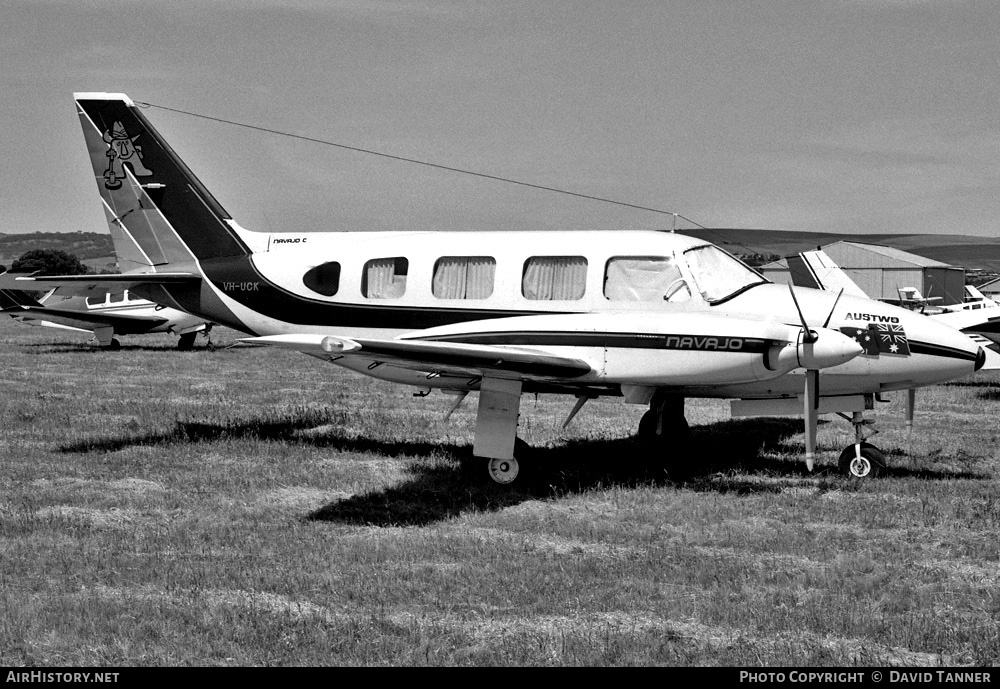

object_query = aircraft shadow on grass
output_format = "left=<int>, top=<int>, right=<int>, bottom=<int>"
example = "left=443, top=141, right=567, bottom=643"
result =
left=59, top=413, right=989, bottom=527
left=20, top=343, right=215, bottom=354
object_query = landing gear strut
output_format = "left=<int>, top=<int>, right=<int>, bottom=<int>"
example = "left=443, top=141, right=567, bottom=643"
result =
left=837, top=410, right=885, bottom=479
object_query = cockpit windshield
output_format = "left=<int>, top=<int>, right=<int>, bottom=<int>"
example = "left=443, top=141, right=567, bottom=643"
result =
left=683, top=245, right=769, bottom=304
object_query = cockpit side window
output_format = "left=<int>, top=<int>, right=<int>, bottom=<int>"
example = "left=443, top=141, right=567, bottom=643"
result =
left=603, top=256, right=690, bottom=302
left=684, top=245, right=768, bottom=304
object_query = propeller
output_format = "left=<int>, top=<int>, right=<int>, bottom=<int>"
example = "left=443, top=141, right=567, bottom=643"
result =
left=787, top=285, right=854, bottom=471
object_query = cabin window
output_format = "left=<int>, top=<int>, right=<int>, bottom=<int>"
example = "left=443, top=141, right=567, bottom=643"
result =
left=362, top=257, right=408, bottom=299
left=432, top=256, right=496, bottom=299
left=109, top=292, right=125, bottom=304
left=86, top=295, right=107, bottom=307
left=302, top=262, right=341, bottom=297
left=604, top=256, right=690, bottom=302
left=521, top=256, right=587, bottom=300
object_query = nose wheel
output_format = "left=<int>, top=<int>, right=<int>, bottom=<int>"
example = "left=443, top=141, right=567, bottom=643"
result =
left=838, top=442, right=885, bottom=479
left=836, top=409, right=885, bottom=479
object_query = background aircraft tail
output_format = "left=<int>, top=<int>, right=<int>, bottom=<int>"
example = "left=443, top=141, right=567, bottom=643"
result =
left=785, top=250, right=869, bottom=298
left=74, top=93, right=251, bottom=271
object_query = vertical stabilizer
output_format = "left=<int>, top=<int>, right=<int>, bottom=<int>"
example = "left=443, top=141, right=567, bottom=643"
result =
left=786, top=250, right=869, bottom=298
left=74, top=93, right=251, bottom=269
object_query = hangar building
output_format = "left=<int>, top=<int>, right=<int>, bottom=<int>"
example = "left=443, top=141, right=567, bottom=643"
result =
left=760, top=241, right=965, bottom=306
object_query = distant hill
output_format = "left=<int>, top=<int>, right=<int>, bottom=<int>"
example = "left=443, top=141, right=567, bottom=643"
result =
left=0, top=232, right=115, bottom=272
left=678, top=229, right=1000, bottom=273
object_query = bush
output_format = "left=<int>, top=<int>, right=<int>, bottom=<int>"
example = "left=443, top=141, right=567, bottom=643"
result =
left=11, top=249, right=90, bottom=276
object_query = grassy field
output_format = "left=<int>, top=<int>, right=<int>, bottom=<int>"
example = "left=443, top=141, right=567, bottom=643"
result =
left=1, top=316, right=999, bottom=667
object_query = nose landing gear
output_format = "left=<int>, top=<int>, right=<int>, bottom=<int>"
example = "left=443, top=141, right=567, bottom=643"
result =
left=837, top=410, right=885, bottom=479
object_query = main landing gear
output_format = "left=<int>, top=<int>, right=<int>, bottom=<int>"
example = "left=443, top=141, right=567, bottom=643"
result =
left=837, top=410, right=885, bottom=479
left=465, top=378, right=535, bottom=489
left=637, top=393, right=691, bottom=479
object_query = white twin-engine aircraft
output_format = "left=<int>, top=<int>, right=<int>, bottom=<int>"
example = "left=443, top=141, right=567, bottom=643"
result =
left=6, top=93, right=986, bottom=486
left=0, top=284, right=211, bottom=350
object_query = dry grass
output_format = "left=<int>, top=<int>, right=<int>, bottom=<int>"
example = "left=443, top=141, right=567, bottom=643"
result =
left=1, top=318, right=999, bottom=666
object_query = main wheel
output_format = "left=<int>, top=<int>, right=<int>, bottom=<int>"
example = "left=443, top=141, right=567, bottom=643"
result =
left=637, top=408, right=691, bottom=480
left=177, top=332, right=197, bottom=350
left=104, top=338, right=121, bottom=351
left=838, top=443, right=886, bottom=479
left=637, top=409, right=689, bottom=443
left=487, top=456, right=520, bottom=485
left=472, top=438, right=533, bottom=488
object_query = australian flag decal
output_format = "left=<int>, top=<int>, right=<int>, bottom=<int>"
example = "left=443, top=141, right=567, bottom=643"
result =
left=840, top=324, right=910, bottom=357
left=874, top=323, right=910, bottom=356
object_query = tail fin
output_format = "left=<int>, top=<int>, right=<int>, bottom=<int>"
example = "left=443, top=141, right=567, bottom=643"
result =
left=785, top=250, right=869, bottom=299
left=74, top=93, right=251, bottom=270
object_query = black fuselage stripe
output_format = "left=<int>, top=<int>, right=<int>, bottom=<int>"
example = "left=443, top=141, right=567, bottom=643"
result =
left=909, top=341, right=980, bottom=362
left=416, top=331, right=775, bottom=352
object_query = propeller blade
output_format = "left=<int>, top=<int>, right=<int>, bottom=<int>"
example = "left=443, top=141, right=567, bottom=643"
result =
left=822, top=288, right=845, bottom=328
left=803, top=369, right=819, bottom=471
left=787, top=284, right=817, bottom=343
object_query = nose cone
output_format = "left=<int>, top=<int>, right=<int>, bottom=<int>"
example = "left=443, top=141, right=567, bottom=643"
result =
left=897, top=308, right=985, bottom=385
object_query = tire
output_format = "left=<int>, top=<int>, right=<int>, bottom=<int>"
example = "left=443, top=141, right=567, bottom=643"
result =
left=838, top=443, right=886, bottom=479
left=474, top=437, right=533, bottom=488
left=105, top=338, right=121, bottom=351
left=637, top=409, right=691, bottom=480
left=177, top=332, right=197, bottom=350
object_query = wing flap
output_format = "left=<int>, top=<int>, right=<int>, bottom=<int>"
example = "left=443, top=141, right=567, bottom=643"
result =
left=243, top=334, right=594, bottom=380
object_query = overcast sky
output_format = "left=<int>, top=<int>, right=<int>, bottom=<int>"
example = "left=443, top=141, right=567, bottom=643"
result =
left=2, top=0, right=999, bottom=238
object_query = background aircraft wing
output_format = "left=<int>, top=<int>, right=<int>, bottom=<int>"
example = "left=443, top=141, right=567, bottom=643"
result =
left=2, top=303, right=170, bottom=329
left=0, top=272, right=201, bottom=298
left=242, top=334, right=595, bottom=382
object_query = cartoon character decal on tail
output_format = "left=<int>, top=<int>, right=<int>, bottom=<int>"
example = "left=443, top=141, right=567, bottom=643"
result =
left=102, top=121, right=152, bottom=189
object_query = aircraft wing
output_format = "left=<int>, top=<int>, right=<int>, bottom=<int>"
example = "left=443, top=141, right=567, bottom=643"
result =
left=0, top=272, right=201, bottom=298
left=242, top=334, right=595, bottom=382
left=1, top=302, right=170, bottom=329
left=785, top=250, right=869, bottom=298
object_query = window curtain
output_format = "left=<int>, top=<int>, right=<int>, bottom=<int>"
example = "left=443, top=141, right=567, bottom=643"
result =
left=522, top=256, right=587, bottom=300
left=433, top=257, right=495, bottom=299
left=365, top=258, right=405, bottom=299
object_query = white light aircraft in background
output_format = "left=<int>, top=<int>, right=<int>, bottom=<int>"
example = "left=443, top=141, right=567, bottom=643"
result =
left=0, top=282, right=212, bottom=349
left=785, top=248, right=1000, bottom=443
left=786, top=249, right=1000, bottom=357
left=2, top=93, right=987, bottom=484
